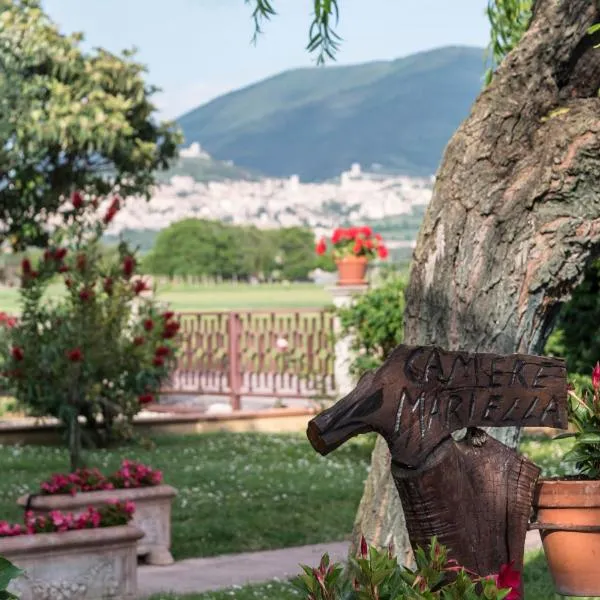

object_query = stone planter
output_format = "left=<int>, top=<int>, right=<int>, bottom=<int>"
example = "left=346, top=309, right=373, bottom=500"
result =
left=3, top=525, right=143, bottom=600
left=18, top=485, right=177, bottom=565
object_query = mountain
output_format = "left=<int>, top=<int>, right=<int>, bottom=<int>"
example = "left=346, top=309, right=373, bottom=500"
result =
left=177, top=46, right=486, bottom=181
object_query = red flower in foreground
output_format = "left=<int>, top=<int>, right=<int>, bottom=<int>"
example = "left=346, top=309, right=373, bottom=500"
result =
left=122, top=255, right=136, bottom=279
left=359, top=535, right=368, bottom=558
left=11, top=347, right=24, bottom=361
left=315, top=238, right=327, bottom=256
left=71, top=191, right=84, bottom=210
left=66, top=348, right=84, bottom=362
left=155, top=345, right=170, bottom=357
left=162, top=311, right=175, bottom=321
left=162, top=320, right=180, bottom=339
left=593, top=362, right=600, bottom=391
left=143, top=319, right=154, bottom=332
left=152, top=356, right=165, bottom=367
left=0, top=313, right=17, bottom=329
left=54, top=247, right=68, bottom=261
left=495, top=562, right=521, bottom=600
left=103, top=196, right=120, bottom=224
left=138, top=394, right=154, bottom=405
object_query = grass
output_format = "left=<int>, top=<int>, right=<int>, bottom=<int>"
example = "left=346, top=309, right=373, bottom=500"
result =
left=0, top=282, right=331, bottom=314
left=0, top=432, right=374, bottom=560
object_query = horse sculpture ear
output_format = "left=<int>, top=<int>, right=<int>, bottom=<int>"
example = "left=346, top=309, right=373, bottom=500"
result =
left=307, top=370, right=382, bottom=455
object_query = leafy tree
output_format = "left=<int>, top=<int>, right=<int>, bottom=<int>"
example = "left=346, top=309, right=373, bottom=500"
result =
left=0, top=0, right=181, bottom=249
left=269, top=226, right=316, bottom=281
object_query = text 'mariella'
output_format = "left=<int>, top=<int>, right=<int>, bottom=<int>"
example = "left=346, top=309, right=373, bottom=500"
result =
left=307, top=345, right=568, bottom=467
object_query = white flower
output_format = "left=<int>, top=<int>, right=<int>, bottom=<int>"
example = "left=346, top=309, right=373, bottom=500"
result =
left=275, top=337, right=289, bottom=350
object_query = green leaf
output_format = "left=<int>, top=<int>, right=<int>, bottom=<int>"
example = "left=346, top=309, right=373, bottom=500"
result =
left=0, top=557, right=22, bottom=591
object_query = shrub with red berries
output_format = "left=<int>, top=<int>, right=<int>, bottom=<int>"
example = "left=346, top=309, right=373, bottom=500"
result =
left=0, top=193, right=179, bottom=472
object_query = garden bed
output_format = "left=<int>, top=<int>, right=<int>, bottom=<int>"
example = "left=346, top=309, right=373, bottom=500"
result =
left=4, top=525, right=143, bottom=600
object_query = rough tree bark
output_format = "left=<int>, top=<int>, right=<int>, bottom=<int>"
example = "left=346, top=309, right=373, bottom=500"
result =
left=352, top=0, right=600, bottom=559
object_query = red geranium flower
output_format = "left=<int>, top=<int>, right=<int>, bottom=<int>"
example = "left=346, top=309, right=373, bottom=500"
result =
left=11, top=347, right=24, bottom=361
left=155, top=345, right=170, bottom=357
left=377, top=245, right=389, bottom=259
left=138, top=394, right=154, bottom=405
left=152, top=356, right=164, bottom=367
left=122, top=255, right=135, bottom=279
left=103, top=196, right=120, bottom=224
left=353, top=239, right=363, bottom=254
left=495, top=562, right=521, bottom=600
left=143, top=319, right=154, bottom=332
left=71, top=191, right=84, bottom=210
left=66, top=348, right=84, bottom=362
left=593, top=362, right=600, bottom=391
left=315, top=238, right=327, bottom=256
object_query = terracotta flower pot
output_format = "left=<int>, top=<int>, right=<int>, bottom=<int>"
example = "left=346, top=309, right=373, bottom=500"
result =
left=532, top=478, right=600, bottom=596
left=336, top=256, right=368, bottom=286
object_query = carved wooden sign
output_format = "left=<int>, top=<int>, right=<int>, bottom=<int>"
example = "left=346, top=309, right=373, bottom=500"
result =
left=306, top=344, right=569, bottom=592
left=307, top=344, right=568, bottom=467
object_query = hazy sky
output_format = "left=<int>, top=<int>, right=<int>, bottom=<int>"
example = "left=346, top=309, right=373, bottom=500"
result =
left=42, top=1, right=491, bottom=119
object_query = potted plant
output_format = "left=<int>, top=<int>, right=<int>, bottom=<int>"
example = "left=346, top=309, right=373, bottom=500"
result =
left=315, top=226, right=388, bottom=286
left=531, top=362, right=600, bottom=596
left=295, top=536, right=520, bottom=599
left=18, top=460, right=177, bottom=565
left=0, top=502, right=142, bottom=600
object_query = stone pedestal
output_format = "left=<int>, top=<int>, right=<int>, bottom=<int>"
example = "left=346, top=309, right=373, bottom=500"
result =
left=328, top=285, right=368, bottom=397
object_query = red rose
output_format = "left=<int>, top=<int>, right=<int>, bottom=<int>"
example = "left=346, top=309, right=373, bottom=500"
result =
left=152, top=356, right=164, bottom=367
left=66, top=348, right=84, bottom=362
left=162, top=311, right=175, bottom=320
left=79, top=288, right=94, bottom=302
left=58, top=265, right=70, bottom=273
left=377, top=245, right=389, bottom=259
left=593, top=362, right=600, bottom=391
left=54, top=248, right=67, bottom=260
left=143, top=319, right=154, bottom=332
left=162, top=321, right=180, bottom=339
left=155, top=345, right=170, bottom=357
left=133, top=336, right=144, bottom=346
left=122, top=255, right=136, bottom=279
left=132, top=279, right=148, bottom=295
left=103, top=196, right=120, bottom=224
left=21, top=258, right=32, bottom=275
left=11, top=347, right=24, bottom=361
left=315, top=238, right=327, bottom=256
left=138, top=394, right=154, bottom=405
left=76, top=254, right=86, bottom=272
left=103, top=277, right=113, bottom=294
left=71, top=191, right=84, bottom=209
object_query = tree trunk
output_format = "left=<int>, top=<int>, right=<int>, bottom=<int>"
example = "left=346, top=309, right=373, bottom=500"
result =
left=353, top=0, right=600, bottom=560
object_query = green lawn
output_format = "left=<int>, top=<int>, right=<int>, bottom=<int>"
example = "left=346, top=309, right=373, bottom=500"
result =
left=0, top=432, right=374, bottom=560
left=0, top=282, right=331, bottom=314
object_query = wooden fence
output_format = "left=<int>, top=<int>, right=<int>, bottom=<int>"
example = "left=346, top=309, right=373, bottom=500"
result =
left=164, top=310, right=337, bottom=408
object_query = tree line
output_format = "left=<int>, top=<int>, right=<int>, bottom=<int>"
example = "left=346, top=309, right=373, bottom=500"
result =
left=142, top=218, right=335, bottom=281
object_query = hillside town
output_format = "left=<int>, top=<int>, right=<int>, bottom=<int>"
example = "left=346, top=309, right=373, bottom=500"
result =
left=107, top=144, right=434, bottom=239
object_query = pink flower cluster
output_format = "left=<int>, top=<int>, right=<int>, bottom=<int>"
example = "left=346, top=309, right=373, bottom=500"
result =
left=0, top=501, right=135, bottom=538
left=39, top=460, right=162, bottom=495
left=0, top=312, right=17, bottom=328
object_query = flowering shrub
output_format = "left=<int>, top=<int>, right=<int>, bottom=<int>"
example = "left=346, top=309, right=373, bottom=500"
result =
left=315, top=226, right=388, bottom=261
left=0, top=193, right=180, bottom=471
left=39, top=460, right=163, bottom=495
left=556, top=362, right=600, bottom=478
left=295, top=536, right=520, bottom=600
left=0, top=501, right=134, bottom=538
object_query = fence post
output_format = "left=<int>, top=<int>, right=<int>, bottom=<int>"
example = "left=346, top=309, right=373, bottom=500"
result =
left=228, top=312, right=242, bottom=410
left=329, top=284, right=368, bottom=397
